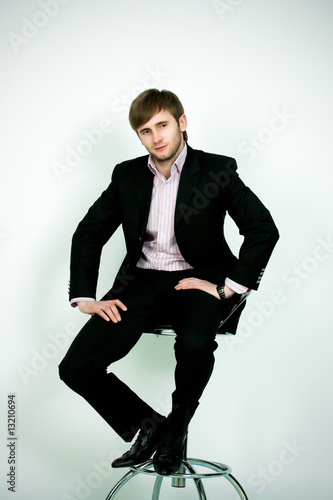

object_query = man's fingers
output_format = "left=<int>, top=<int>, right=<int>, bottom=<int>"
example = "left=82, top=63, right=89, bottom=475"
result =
left=110, top=304, right=122, bottom=322
left=175, top=278, right=202, bottom=290
left=91, top=300, right=128, bottom=322
left=77, top=300, right=128, bottom=321
left=96, top=308, right=111, bottom=322
left=114, top=299, right=128, bottom=311
left=94, top=305, right=120, bottom=323
left=174, top=278, right=219, bottom=300
left=103, top=299, right=127, bottom=311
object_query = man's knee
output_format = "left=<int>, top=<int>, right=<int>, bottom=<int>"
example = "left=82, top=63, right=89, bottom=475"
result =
left=58, top=354, right=84, bottom=390
left=175, top=337, right=218, bottom=358
left=58, top=356, right=71, bottom=384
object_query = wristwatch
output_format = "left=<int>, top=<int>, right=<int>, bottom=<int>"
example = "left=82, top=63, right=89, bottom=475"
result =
left=216, top=284, right=228, bottom=301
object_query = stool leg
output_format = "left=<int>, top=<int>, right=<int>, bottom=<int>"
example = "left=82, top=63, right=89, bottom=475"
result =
left=151, top=475, right=163, bottom=500
left=189, top=459, right=249, bottom=500
left=225, top=473, right=249, bottom=500
left=182, top=460, right=208, bottom=500
left=105, top=469, right=139, bottom=500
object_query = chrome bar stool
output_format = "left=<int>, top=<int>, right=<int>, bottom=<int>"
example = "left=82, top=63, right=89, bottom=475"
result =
left=105, top=322, right=249, bottom=500
left=106, top=436, right=248, bottom=499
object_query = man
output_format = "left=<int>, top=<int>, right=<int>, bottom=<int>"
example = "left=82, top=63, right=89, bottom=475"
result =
left=59, top=89, right=279, bottom=475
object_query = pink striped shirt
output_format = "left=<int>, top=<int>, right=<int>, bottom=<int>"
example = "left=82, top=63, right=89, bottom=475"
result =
left=136, top=144, right=191, bottom=271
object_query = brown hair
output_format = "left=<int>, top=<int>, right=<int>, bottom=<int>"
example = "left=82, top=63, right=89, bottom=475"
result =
left=129, top=89, right=188, bottom=142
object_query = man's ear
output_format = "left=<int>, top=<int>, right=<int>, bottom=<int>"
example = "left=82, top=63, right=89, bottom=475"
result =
left=179, top=114, right=187, bottom=133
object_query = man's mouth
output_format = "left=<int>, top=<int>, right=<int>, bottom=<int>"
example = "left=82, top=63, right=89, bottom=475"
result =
left=155, top=145, right=167, bottom=152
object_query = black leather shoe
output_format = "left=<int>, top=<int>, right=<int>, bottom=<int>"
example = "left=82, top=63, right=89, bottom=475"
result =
left=112, top=421, right=166, bottom=468
left=153, top=431, right=187, bottom=475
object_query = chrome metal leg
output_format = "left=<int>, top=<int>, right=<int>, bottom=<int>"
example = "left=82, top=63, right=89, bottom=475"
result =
left=189, top=459, right=248, bottom=500
left=151, top=474, right=163, bottom=500
left=105, top=469, right=139, bottom=499
left=225, top=473, right=249, bottom=500
left=182, top=460, right=208, bottom=500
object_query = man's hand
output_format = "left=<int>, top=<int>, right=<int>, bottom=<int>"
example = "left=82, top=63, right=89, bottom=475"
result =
left=174, top=278, right=235, bottom=300
left=77, top=300, right=127, bottom=322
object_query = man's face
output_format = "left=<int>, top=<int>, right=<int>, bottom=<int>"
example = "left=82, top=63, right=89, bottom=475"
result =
left=137, top=110, right=187, bottom=165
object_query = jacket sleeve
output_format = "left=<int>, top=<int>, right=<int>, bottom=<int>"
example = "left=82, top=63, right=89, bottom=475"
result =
left=69, top=165, right=122, bottom=301
left=224, top=160, right=279, bottom=290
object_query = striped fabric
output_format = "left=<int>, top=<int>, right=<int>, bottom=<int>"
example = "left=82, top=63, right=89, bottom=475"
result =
left=225, top=277, right=249, bottom=295
left=136, top=143, right=191, bottom=271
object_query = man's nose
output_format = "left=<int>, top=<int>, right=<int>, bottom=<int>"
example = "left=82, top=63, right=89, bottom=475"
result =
left=152, top=130, right=162, bottom=144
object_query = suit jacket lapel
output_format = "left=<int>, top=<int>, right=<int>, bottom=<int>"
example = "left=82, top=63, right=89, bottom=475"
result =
left=132, top=156, right=154, bottom=237
left=175, top=146, right=202, bottom=228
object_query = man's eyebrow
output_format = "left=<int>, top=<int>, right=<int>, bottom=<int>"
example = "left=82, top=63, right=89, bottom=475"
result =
left=139, top=120, right=169, bottom=133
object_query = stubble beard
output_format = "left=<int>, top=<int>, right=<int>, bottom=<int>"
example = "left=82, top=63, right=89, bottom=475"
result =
left=152, top=133, right=183, bottom=167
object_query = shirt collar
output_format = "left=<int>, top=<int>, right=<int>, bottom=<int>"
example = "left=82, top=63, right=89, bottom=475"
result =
left=148, top=142, right=188, bottom=176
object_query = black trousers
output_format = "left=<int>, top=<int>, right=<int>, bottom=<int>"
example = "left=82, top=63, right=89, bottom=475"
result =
left=59, top=269, right=222, bottom=442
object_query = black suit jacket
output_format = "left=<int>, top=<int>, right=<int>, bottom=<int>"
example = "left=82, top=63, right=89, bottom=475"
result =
left=69, top=146, right=279, bottom=333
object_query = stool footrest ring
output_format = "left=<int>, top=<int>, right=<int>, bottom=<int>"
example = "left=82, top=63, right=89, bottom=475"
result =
left=106, top=458, right=248, bottom=499
left=130, top=458, right=231, bottom=479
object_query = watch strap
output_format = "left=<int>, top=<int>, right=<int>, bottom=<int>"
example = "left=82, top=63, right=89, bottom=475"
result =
left=216, top=283, right=228, bottom=300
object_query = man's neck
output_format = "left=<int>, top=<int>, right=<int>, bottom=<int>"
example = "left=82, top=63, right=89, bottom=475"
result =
left=155, top=163, right=172, bottom=179
left=152, top=140, right=185, bottom=179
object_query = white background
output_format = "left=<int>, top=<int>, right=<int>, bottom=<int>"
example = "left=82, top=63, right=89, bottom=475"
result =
left=1, top=0, right=332, bottom=499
